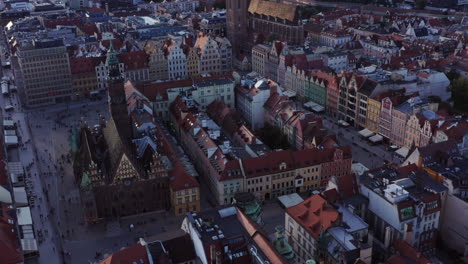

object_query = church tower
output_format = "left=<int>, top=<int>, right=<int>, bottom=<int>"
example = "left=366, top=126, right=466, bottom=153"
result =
left=226, top=0, right=251, bottom=55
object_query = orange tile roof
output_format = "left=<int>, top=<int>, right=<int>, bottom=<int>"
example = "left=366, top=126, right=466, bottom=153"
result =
left=286, top=194, right=339, bottom=240
left=99, top=244, right=149, bottom=264
left=236, top=208, right=289, bottom=264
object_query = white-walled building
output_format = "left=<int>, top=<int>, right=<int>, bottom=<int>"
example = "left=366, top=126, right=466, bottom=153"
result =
left=320, top=29, right=352, bottom=48
left=236, top=79, right=277, bottom=130
left=165, top=37, right=187, bottom=80
left=285, top=194, right=340, bottom=263
left=320, top=51, right=349, bottom=72
left=360, top=166, right=444, bottom=257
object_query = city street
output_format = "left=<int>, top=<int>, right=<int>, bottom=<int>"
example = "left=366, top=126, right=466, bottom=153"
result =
left=320, top=115, right=400, bottom=169
left=0, top=68, right=63, bottom=264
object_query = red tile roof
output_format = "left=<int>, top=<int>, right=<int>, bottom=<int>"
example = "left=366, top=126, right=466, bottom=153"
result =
left=139, top=75, right=234, bottom=102
left=242, top=150, right=295, bottom=178
left=100, top=244, right=149, bottom=264
left=169, top=164, right=199, bottom=191
left=219, top=160, right=243, bottom=181
left=118, top=51, right=149, bottom=71
left=336, top=173, right=359, bottom=200
left=397, top=163, right=419, bottom=175
left=101, top=39, right=124, bottom=51
left=70, top=56, right=105, bottom=75
left=286, top=194, right=339, bottom=240
left=139, top=79, right=193, bottom=101
left=273, top=41, right=285, bottom=56
left=392, top=240, right=431, bottom=264
left=0, top=206, right=22, bottom=264
left=436, top=121, right=468, bottom=143
left=236, top=208, right=289, bottom=264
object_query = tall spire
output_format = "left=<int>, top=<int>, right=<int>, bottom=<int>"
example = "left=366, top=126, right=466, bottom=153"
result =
left=106, top=40, right=121, bottom=82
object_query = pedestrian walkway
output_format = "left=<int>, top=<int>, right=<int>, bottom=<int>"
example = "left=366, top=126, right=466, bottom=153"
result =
left=105, top=221, right=122, bottom=237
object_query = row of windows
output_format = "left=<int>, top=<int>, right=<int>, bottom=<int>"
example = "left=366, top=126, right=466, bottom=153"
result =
left=177, top=188, right=196, bottom=196
left=176, top=195, right=197, bottom=204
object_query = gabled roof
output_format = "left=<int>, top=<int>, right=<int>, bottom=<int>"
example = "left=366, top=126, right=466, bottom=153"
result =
left=390, top=240, right=431, bottom=264
left=102, top=117, right=143, bottom=182
left=436, top=121, right=468, bottom=143
left=70, top=56, right=105, bottom=75
left=118, top=50, right=149, bottom=71
left=219, top=159, right=243, bottom=181
left=236, top=208, right=289, bottom=264
left=99, top=244, right=149, bottom=264
left=418, top=139, right=459, bottom=165
left=286, top=194, right=339, bottom=240
left=169, top=164, right=199, bottom=191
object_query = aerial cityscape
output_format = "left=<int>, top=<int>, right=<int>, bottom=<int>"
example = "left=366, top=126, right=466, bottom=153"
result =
left=0, top=0, right=467, bottom=263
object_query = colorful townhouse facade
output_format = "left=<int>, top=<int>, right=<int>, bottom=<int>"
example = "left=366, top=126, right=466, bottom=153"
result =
left=390, top=97, right=439, bottom=148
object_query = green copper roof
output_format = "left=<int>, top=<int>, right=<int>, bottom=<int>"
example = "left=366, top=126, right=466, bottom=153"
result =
left=80, top=171, right=92, bottom=188
left=243, top=201, right=262, bottom=222
left=273, top=226, right=294, bottom=260
left=70, top=126, right=79, bottom=154
left=106, top=41, right=119, bottom=66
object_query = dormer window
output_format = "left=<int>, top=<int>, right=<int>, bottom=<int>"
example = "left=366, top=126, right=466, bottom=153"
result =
left=279, top=162, right=287, bottom=170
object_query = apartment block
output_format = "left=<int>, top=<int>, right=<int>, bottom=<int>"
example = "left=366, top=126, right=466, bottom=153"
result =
left=14, top=39, right=73, bottom=107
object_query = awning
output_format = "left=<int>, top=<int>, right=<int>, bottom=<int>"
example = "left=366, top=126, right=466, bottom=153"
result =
left=5, top=135, right=18, bottom=145
left=13, top=187, right=28, bottom=204
left=395, top=147, right=409, bottom=157
left=283, top=90, right=296, bottom=98
left=304, top=101, right=325, bottom=112
left=17, top=207, right=32, bottom=225
left=369, top=134, right=383, bottom=143
left=3, top=120, right=14, bottom=127
left=278, top=193, right=304, bottom=208
left=359, top=128, right=375, bottom=138
left=312, top=105, right=325, bottom=112
left=21, top=238, right=38, bottom=251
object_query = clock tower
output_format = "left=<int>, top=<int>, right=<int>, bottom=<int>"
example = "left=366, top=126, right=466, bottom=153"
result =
left=106, top=41, right=131, bottom=138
